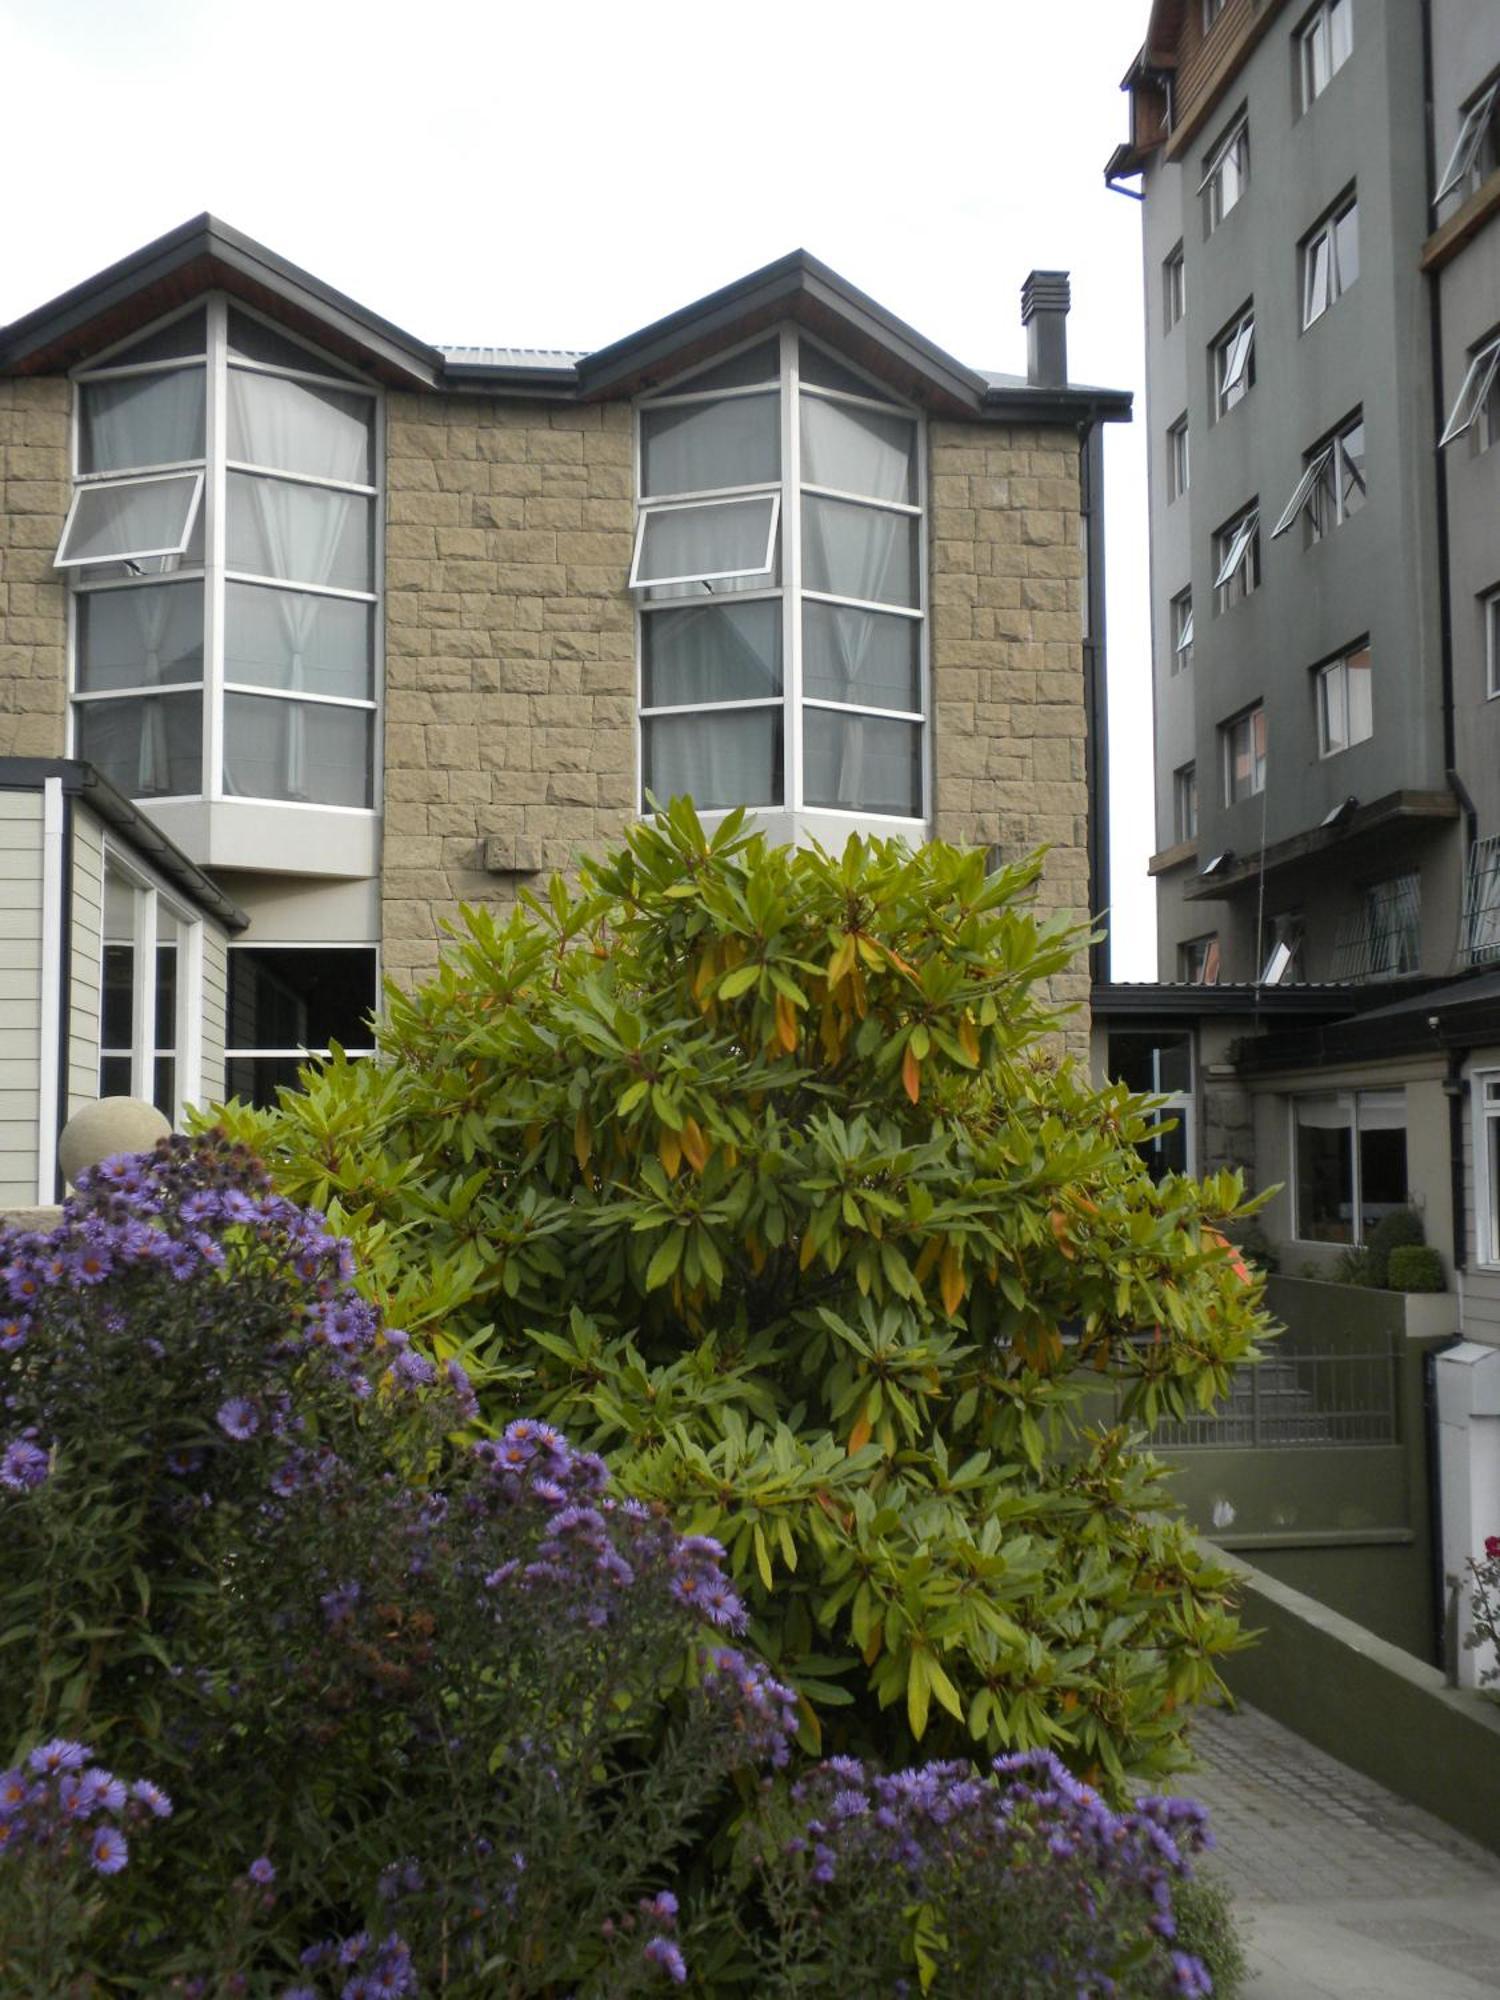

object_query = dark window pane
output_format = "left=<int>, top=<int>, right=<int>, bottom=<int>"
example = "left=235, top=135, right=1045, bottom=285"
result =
left=80, top=368, right=206, bottom=474
left=1136, top=1117, right=1188, bottom=1180
left=803, top=709, right=921, bottom=816
left=223, top=693, right=372, bottom=808
left=155, top=944, right=177, bottom=1053
left=225, top=1055, right=315, bottom=1109
left=1109, top=1030, right=1192, bottom=1096
left=76, top=690, right=202, bottom=799
left=106, top=309, right=207, bottom=367
left=100, top=1054, right=133, bottom=1097
left=642, top=707, right=782, bottom=811
left=227, top=308, right=348, bottom=378
left=153, top=1056, right=176, bottom=1120
left=227, top=948, right=379, bottom=1055
left=102, top=944, right=133, bottom=1052
left=1296, top=1099, right=1353, bottom=1242
left=76, top=582, right=204, bottom=694
left=673, top=341, right=780, bottom=393
left=640, top=394, right=779, bottom=497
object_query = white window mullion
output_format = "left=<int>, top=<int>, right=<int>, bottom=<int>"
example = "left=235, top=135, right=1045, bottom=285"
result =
left=916, top=409, right=930, bottom=820
left=782, top=326, right=803, bottom=817
left=131, top=883, right=158, bottom=1102
left=205, top=293, right=228, bottom=803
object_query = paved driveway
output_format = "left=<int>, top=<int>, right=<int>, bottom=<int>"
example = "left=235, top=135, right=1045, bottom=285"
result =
left=1185, top=1703, right=1500, bottom=1997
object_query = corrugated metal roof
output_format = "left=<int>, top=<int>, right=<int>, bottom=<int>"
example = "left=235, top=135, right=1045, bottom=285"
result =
left=438, top=345, right=584, bottom=369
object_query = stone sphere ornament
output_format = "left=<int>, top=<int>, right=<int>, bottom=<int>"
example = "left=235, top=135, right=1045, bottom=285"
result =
left=58, top=1098, right=171, bottom=1190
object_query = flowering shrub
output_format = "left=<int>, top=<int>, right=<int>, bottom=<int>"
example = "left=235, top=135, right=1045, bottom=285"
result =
left=0, top=1135, right=798, bottom=1993
left=744, top=1748, right=1216, bottom=1996
left=1464, top=1533, right=1500, bottom=1688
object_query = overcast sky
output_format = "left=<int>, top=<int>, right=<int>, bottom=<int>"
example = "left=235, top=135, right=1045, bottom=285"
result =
left=5, top=0, right=1156, bottom=976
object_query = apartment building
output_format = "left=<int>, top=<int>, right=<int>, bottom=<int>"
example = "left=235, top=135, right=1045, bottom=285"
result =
left=0, top=217, right=1129, bottom=1205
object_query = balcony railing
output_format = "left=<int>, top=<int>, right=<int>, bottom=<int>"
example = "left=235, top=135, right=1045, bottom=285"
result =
left=1330, top=874, right=1421, bottom=980
left=1462, top=834, right=1500, bottom=967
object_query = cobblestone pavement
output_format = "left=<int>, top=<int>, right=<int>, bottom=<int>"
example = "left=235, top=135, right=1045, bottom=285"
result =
left=1184, top=1704, right=1500, bottom=1997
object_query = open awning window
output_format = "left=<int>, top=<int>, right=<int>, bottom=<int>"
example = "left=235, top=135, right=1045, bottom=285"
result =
left=55, top=470, right=204, bottom=570
left=629, top=493, right=780, bottom=592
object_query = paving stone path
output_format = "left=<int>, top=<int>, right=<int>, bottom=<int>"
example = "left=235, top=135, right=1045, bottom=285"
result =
left=1184, top=1703, right=1500, bottom=1997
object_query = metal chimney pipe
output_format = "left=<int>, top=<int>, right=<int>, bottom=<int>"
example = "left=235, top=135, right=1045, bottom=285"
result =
left=1021, top=269, right=1071, bottom=388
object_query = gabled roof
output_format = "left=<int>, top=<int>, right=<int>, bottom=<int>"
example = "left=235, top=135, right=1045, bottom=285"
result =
left=1, top=218, right=1131, bottom=427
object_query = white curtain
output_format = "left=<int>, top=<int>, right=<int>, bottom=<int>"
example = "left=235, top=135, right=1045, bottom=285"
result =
left=640, top=392, right=778, bottom=497
left=643, top=601, right=780, bottom=708
left=227, top=368, right=371, bottom=485
left=81, top=368, right=205, bottom=473
left=800, top=398, right=914, bottom=504
left=803, top=710, right=918, bottom=817
left=644, top=709, right=779, bottom=811
left=803, top=602, right=916, bottom=711
left=638, top=497, right=774, bottom=585
left=801, top=495, right=914, bottom=607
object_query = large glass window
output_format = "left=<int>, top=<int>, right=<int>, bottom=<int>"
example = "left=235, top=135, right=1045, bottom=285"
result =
left=1316, top=644, right=1373, bottom=757
left=225, top=945, right=379, bottom=1106
left=1222, top=704, right=1266, bottom=803
left=99, top=858, right=200, bottom=1123
left=1109, top=1029, right=1194, bottom=1179
left=1272, top=412, right=1366, bottom=544
left=632, top=333, right=925, bottom=821
left=62, top=300, right=380, bottom=811
left=1301, top=196, right=1358, bottom=329
left=1293, top=1091, right=1407, bottom=1244
left=1201, top=116, right=1249, bottom=233
left=1298, top=0, right=1352, bottom=112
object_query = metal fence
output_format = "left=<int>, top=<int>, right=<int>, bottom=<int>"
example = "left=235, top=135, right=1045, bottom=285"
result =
left=1329, top=873, right=1421, bottom=981
left=1152, top=1326, right=1401, bottom=1450
left=1462, top=832, right=1500, bottom=967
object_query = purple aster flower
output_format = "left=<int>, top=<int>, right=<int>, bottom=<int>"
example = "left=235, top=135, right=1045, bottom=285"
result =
left=0, top=1769, right=28, bottom=1814
left=643, top=1935, right=688, bottom=1984
left=0, top=1312, right=28, bottom=1351
left=217, top=1398, right=260, bottom=1442
left=390, top=1349, right=435, bottom=1388
left=130, top=1779, right=173, bottom=1819
left=28, top=1739, right=87, bottom=1776
left=1, top=1438, right=50, bottom=1491
left=89, top=1825, right=128, bottom=1875
left=249, top=1855, right=276, bottom=1884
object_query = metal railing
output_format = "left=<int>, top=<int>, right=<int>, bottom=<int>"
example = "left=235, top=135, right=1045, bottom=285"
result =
left=1330, top=873, right=1421, bottom=981
left=1461, top=833, right=1500, bottom=967
left=1152, top=1327, right=1401, bottom=1450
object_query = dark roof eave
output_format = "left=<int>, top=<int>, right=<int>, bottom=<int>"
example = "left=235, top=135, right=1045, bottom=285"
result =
left=0, top=214, right=444, bottom=389
left=0, top=758, right=249, bottom=931
left=982, top=381, right=1132, bottom=425
left=1091, top=980, right=1384, bottom=1022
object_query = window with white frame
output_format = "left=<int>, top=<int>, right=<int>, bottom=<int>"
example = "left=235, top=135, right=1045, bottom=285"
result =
left=1259, top=910, right=1303, bottom=984
left=1435, top=78, right=1500, bottom=208
left=60, top=300, right=380, bottom=811
left=1171, top=588, right=1194, bottom=672
left=1297, top=0, right=1351, bottom=113
left=1316, top=642, right=1372, bottom=757
left=631, top=333, right=925, bottom=822
left=1473, top=1072, right=1500, bottom=1266
left=1213, top=310, right=1255, bottom=417
left=1108, top=1028, right=1195, bottom=1179
left=1440, top=332, right=1500, bottom=451
left=1167, top=416, right=1189, bottom=500
left=99, top=855, right=201, bottom=1123
left=225, top=945, right=379, bottom=1107
left=1173, top=762, right=1198, bottom=842
left=1301, top=195, right=1358, bottom=328
left=1272, top=412, right=1366, bottom=543
left=1293, top=1090, right=1407, bottom=1244
left=1163, top=245, right=1186, bottom=329
left=1222, top=703, right=1266, bottom=803
left=1213, top=504, right=1260, bottom=611
left=1201, top=116, right=1249, bottom=233
left=1486, top=587, right=1500, bottom=700
left=1179, top=935, right=1220, bottom=985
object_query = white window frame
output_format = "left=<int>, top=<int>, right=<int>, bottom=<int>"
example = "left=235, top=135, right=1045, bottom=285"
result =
left=1171, top=589, right=1194, bottom=672
left=1441, top=334, right=1500, bottom=450
left=628, top=492, right=781, bottom=591
left=1298, top=0, right=1351, bottom=113
left=1316, top=643, right=1372, bottom=758
left=99, top=845, right=203, bottom=1124
left=55, top=469, right=205, bottom=570
left=1290, top=1088, right=1407, bottom=1247
left=64, top=295, right=383, bottom=817
left=1163, top=245, right=1186, bottom=329
left=1222, top=703, right=1266, bottom=803
left=1435, top=81, right=1499, bottom=206
left=1200, top=116, right=1249, bottom=231
left=1167, top=416, right=1189, bottom=500
left=1301, top=196, right=1358, bottom=329
left=1473, top=1070, right=1500, bottom=1267
left=1214, top=312, right=1255, bottom=416
left=1272, top=412, right=1365, bottom=540
left=633, top=326, right=929, bottom=829
left=1174, top=762, right=1198, bottom=842
left=1213, top=507, right=1260, bottom=606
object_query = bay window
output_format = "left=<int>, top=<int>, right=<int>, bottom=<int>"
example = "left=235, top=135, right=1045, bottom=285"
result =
left=62, top=299, right=380, bottom=815
left=632, top=332, right=926, bottom=827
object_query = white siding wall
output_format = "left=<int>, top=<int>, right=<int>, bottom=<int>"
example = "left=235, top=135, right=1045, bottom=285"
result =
left=199, top=924, right=228, bottom=1109
left=68, top=806, right=106, bottom=1123
left=0, top=791, right=44, bottom=1205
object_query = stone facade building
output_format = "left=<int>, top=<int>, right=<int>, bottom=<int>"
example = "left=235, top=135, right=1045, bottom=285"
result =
left=0, top=216, right=1128, bottom=1202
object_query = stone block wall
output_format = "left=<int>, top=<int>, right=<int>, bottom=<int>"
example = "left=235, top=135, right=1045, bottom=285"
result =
left=381, top=393, right=636, bottom=983
left=0, top=379, right=69, bottom=758
left=927, top=421, right=1090, bottom=1046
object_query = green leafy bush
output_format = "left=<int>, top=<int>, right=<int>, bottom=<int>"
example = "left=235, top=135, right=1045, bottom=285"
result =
left=212, top=809, right=1270, bottom=1788
left=1387, top=1243, right=1445, bottom=1293
left=1362, top=1208, right=1426, bottom=1288
left=1171, top=1871, right=1246, bottom=1998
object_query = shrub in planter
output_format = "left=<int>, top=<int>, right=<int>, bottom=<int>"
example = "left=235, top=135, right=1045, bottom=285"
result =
left=212, top=810, right=1270, bottom=1788
left=1363, top=1208, right=1426, bottom=1289
left=1387, top=1244, right=1445, bottom=1293
left=0, top=1136, right=799, bottom=1994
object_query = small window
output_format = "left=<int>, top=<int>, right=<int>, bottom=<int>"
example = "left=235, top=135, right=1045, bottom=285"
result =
left=1316, top=643, right=1373, bottom=756
left=1486, top=589, right=1500, bottom=700
left=1163, top=245, right=1186, bottom=329
left=628, top=493, right=780, bottom=591
left=1202, top=0, right=1228, bottom=33
left=1167, top=415, right=1190, bottom=500
left=1272, top=412, right=1365, bottom=541
left=1109, top=1029, right=1195, bottom=1178
left=1222, top=703, right=1266, bottom=803
left=1473, top=1071, right=1500, bottom=1266
left=1301, top=196, right=1358, bottom=328
left=1174, top=763, right=1198, bottom=842
left=1171, top=589, right=1194, bottom=672
left=1298, top=0, right=1352, bottom=112
left=1260, top=912, right=1304, bottom=984
left=1180, top=935, right=1220, bottom=985
left=225, top=945, right=379, bottom=1107
left=1213, top=505, right=1260, bottom=610
left=1440, top=333, right=1500, bottom=449
left=1213, top=311, right=1255, bottom=416
left=1435, top=80, right=1500, bottom=207
left=1201, top=116, right=1250, bottom=233
left=55, top=470, right=204, bottom=570
left=1293, top=1090, right=1407, bottom=1244
left=1331, top=873, right=1422, bottom=978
